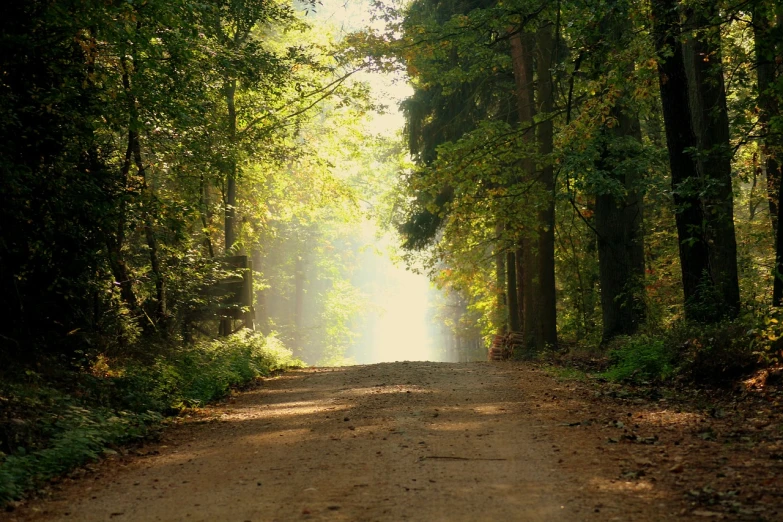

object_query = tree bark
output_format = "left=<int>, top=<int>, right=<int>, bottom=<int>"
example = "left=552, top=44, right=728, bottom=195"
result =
left=294, top=254, right=305, bottom=354
left=775, top=178, right=783, bottom=305
left=121, top=54, right=165, bottom=326
left=495, top=228, right=508, bottom=334
left=683, top=1, right=740, bottom=318
left=535, top=23, right=558, bottom=349
left=506, top=250, right=520, bottom=332
left=593, top=8, right=646, bottom=341
left=753, top=4, right=783, bottom=304
left=753, top=5, right=782, bottom=233
left=225, top=78, right=238, bottom=253
left=106, top=134, right=139, bottom=315
left=253, top=248, right=270, bottom=334
left=200, top=174, right=215, bottom=258
left=514, top=247, right=525, bottom=333
left=595, top=109, right=646, bottom=340
left=509, top=30, right=538, bottom=347
left=651, top=0, right=717, bottom=321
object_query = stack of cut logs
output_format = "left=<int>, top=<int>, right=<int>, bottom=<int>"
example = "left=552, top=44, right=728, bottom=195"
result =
left=488, top=331, right=525, bottom=361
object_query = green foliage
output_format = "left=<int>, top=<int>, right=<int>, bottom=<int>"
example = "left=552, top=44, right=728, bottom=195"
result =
left=0, top=406, right=160, bottom=505
left=169, top=331, right=301, bottom=408
left=603, top=336, right=676, bottom=383
left=108, top=332, right=301, bottom=412
left=671, top=320, right=760, bottom=385
left=603, top=316, right=767, bottom=385
left=0, top=332, right=300, bottom=505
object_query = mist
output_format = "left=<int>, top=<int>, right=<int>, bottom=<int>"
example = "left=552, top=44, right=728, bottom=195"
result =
left=347, top=228, right=448, bottom=364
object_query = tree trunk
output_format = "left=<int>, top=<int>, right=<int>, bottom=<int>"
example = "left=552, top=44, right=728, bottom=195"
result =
left=509, top=30, right=538, bottom=347
left=506, top=250, right=520, bottom=332
left=495, top=231, right=508, bottom=335
left=253, top=248, right=270, bottom=334
left=535, top=23, right=558, bottom=349
left=121, top=55, right=165, bottom=327
left=514, top=247, right=525, bottom=333
left=651, top=0, right=714, bottom=321
left=225, top=78, right=238, bottom=253
left=595, top=109, right=646, bottom=340
left=683, top=1, right=740, bottom=318
left=754, top=5, right=782, bottom=233
left=294, top=254, right=305, bottom=354
left=200, top=174, right=215, bottom=258
left=130, top=129, right=166, bottom=325
left=753, top=4, right=783, bottom=304
left=106, top=135, right=139, bottom=315
left=775, top=178, right=783, bottom=305
left=592, top=8, right=646, bottom=341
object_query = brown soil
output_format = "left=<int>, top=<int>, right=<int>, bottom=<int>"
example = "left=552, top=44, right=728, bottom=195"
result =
left=4, top=362, right=782, bottom=521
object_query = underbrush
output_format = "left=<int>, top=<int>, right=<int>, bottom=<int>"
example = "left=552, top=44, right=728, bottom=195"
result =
left=598, top=314, right=780, bottom=385
left=0, top=331, right=301, bottom=505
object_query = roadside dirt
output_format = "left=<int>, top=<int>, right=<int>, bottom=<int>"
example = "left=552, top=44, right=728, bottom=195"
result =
left=4, top=361, right=782, bottom=521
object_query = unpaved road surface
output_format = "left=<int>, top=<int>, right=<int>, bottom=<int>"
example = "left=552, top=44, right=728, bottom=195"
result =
left=7, top=362, right=753, bottom=521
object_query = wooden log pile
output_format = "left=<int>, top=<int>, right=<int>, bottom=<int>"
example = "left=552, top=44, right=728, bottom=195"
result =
left=488, top=332, right=525, bottom=361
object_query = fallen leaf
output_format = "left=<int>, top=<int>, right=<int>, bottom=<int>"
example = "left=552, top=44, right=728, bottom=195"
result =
left=669, top=463, right=684, bottom=473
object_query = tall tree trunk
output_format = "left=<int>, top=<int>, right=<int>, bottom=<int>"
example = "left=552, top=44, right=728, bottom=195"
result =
left=106, top=136, right=139, bottom=314
left=775, top=179, right=783, bottom=305
left=225, top=78, right=238, bottom=253
left=651, top=0, right=715, bottom=321
left=683, top=1, right=740, bottom=318
left=200, top=174, right=215, bottom=258
left=754, top=5, right=782, bottom=233
left=595, top=110, right=646, bottom=340
left=133, top=142, right=166, bottom=325
left=121, top=55, right=165, bottom=327
left=495, top=229, right=508, bottom=335
left=294, top=254, right=305, bottom=354
left=535, top=23, right=558, bottom=349
left=253, top=248, right=270, bottom=334
left=509, top=30, right=537, bottom=347
left=754, top=4, right=783, bottom=304
left=506, top=250, right=520, bottom=332
left=514, top=248, right=525, bottom=333
left=593, top=8, right=646, bottom=341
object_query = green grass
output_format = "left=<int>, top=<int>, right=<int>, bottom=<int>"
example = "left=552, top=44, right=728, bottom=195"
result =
left=0, top=331, right=302, bottom=505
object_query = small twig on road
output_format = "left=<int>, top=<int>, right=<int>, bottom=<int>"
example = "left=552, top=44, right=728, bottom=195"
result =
left=421, top=456, right=507, bottom=461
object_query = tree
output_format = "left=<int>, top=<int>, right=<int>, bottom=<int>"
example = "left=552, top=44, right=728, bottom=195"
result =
left=651, top=0, right=740, bottom=322
left=591, top=2, right=646, bottom=340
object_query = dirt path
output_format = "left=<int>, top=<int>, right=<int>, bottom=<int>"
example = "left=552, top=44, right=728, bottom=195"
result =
left=6, top=361, right=772, bottom=521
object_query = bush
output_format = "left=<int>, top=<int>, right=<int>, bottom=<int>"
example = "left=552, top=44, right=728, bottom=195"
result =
left=602, top=318, right=764, bottom=386
left=0, top=331, right=301, bottom=505
left=603, top=335, right=676, bottom=382
left=0, top=407, right=161, bottom=503
left=670, top=320, right=759, bottom=385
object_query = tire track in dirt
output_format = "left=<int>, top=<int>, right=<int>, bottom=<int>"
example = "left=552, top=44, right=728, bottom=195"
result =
left=6, top=362, right=701, bottom=521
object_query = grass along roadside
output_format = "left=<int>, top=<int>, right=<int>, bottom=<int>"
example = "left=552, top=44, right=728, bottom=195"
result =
left=0, top=331, right=302, bottom=507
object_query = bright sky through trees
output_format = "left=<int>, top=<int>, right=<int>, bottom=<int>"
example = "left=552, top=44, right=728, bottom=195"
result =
left=313, top=0, right=443, bottom=363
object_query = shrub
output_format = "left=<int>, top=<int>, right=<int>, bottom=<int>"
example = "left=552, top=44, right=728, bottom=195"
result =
left=671, top=320, right=759, bottom=385
left=0, top=331, right=301, bottom=505
left=602, top=318, right=763, bottom=386
left=603, top=335, right=676, bottom=382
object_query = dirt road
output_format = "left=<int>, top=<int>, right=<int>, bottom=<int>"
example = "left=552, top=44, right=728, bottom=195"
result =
left=7, top=362, right=748, bottom=521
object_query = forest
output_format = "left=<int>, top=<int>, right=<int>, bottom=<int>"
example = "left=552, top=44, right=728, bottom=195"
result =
left=1, top=0, right=782, bottom=511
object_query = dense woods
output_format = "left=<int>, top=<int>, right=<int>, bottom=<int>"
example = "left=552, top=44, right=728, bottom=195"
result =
left=1, top=0, right=783, bottom=506
left=376, top=0, right=783, bottom=363
left=0, top=0, right=402, bottom=501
